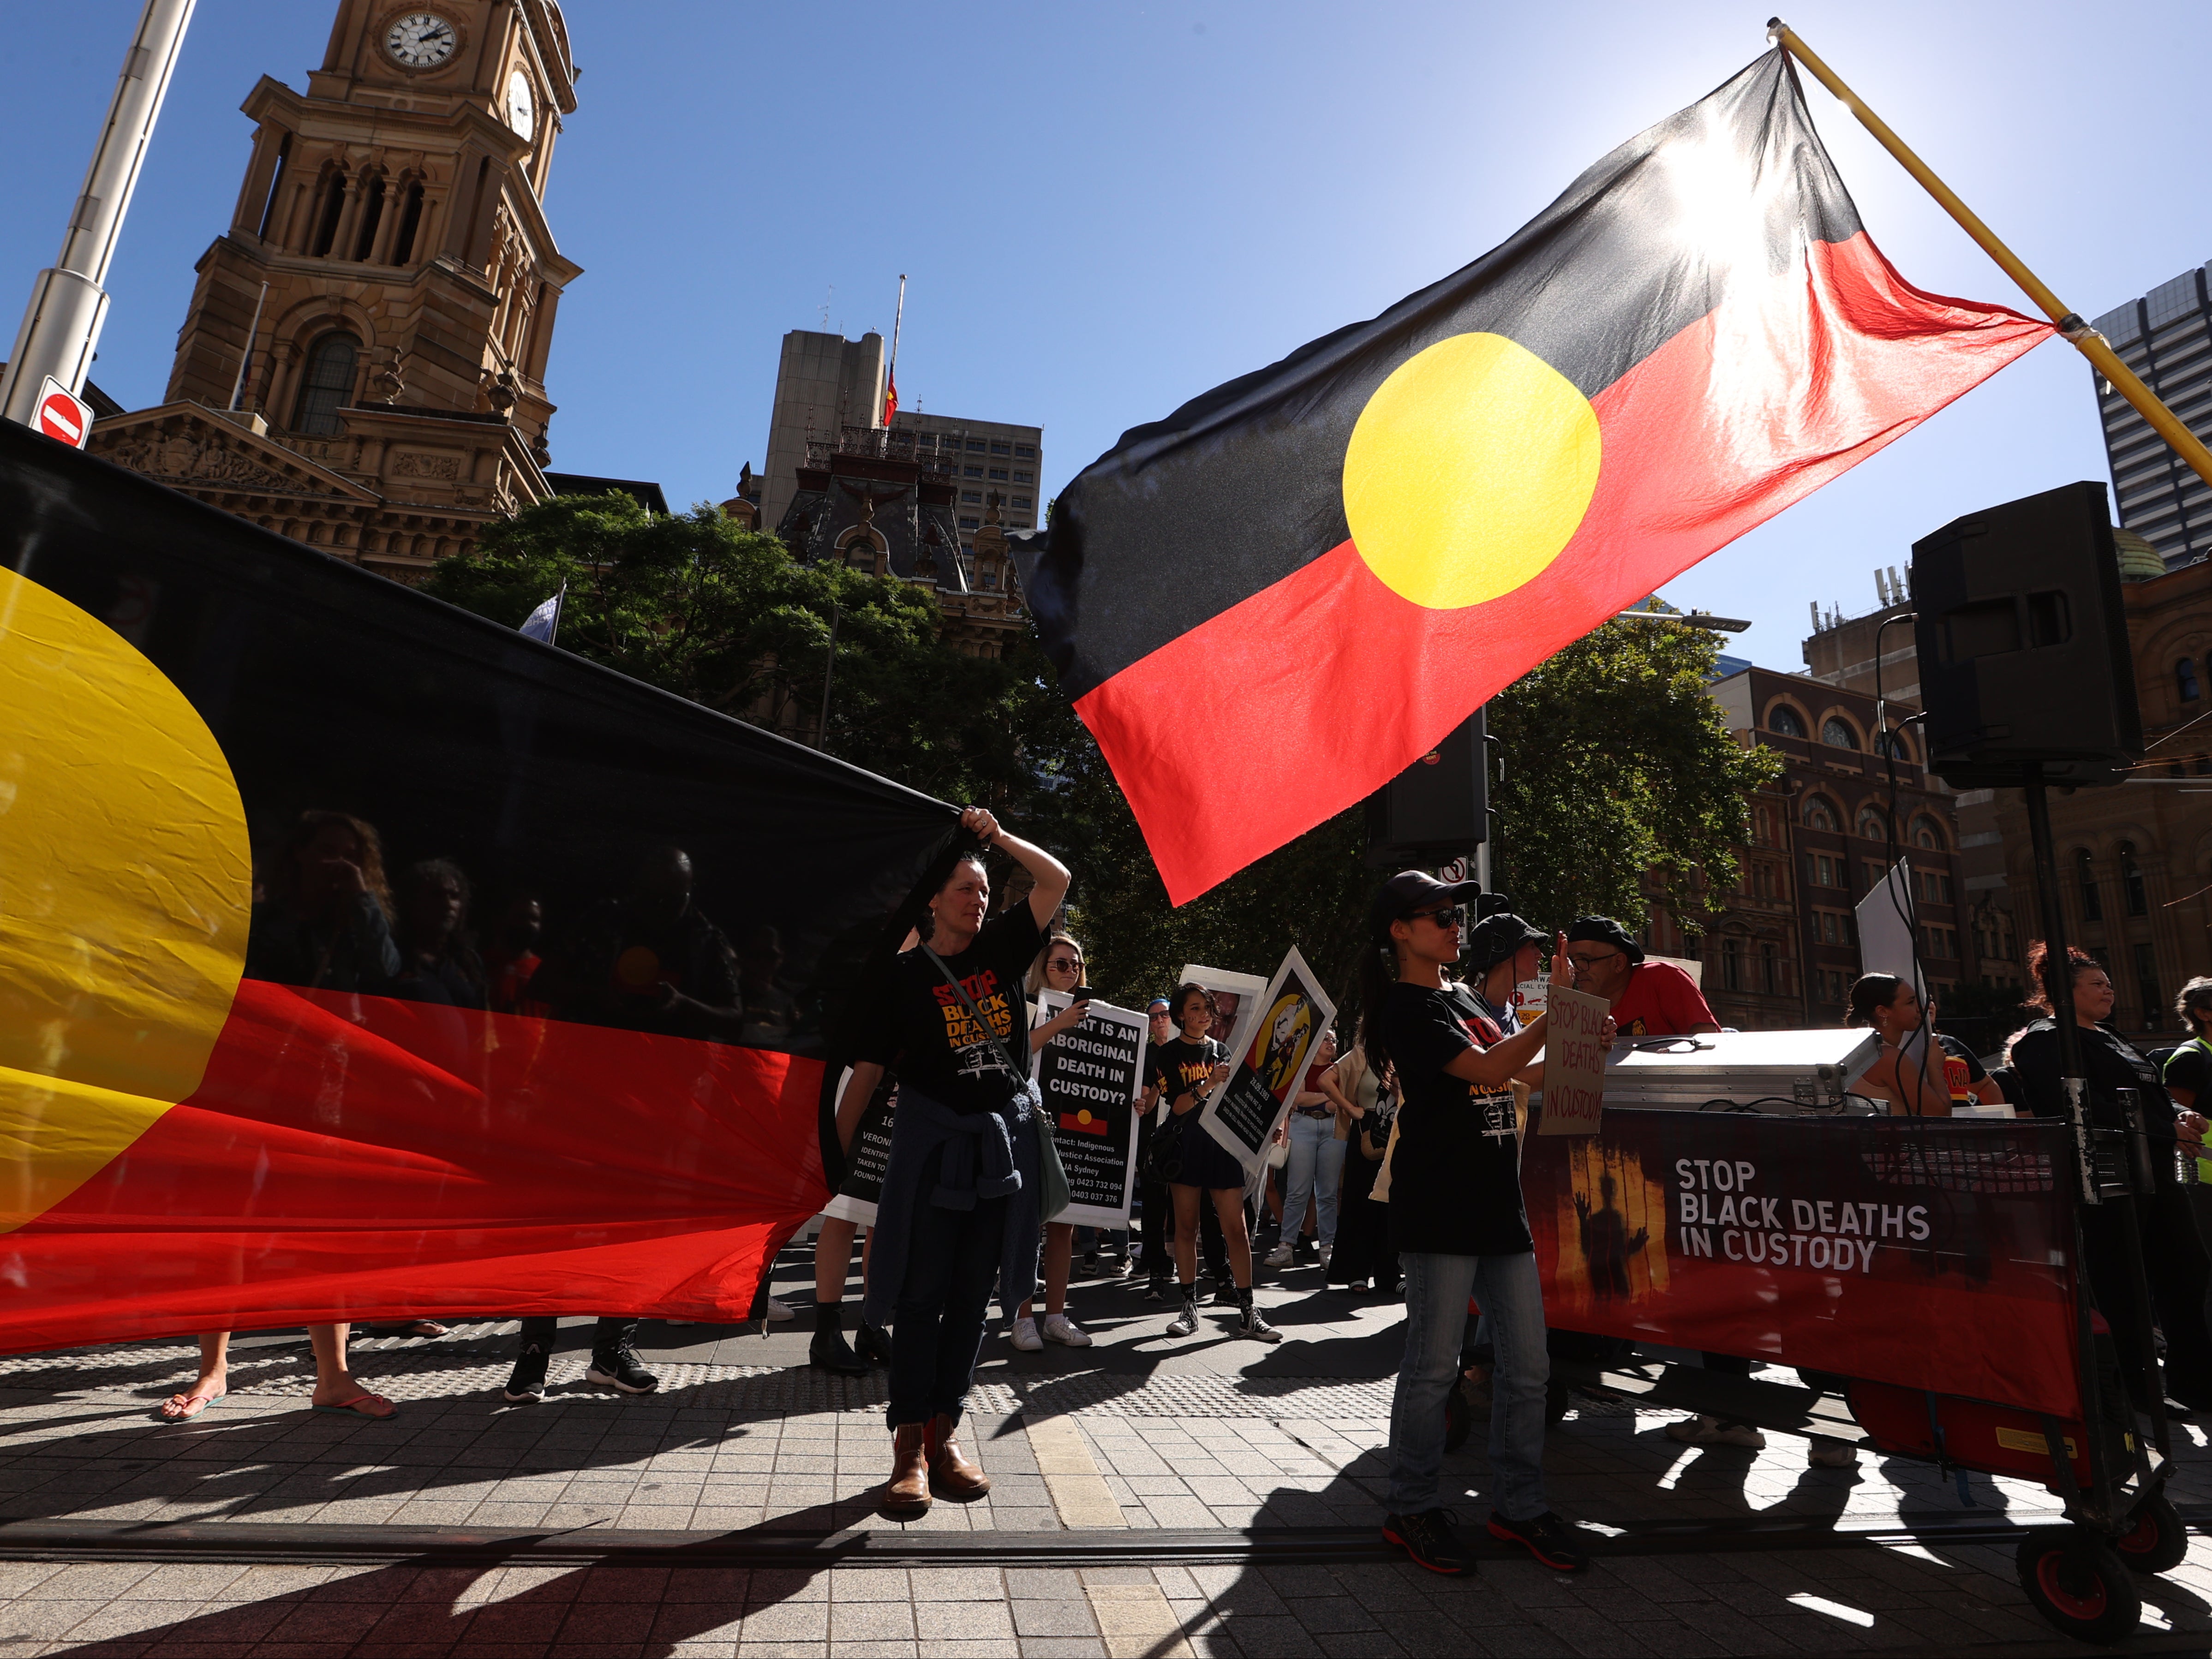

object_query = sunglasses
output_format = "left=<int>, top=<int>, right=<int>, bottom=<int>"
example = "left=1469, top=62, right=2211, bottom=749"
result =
left=1566, top=949, right=1623, bottom=968
left=1405, top=905, right=1465, bottom=928
left=1047, top=956, right=1084, bottom=973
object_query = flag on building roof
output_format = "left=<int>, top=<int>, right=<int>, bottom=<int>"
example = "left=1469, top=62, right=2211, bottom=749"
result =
left=518, top=581, right=565, bottom=643
left=1016, top=48, right=2051, bottom=904
left=0, top=425, right=954, bottom=1352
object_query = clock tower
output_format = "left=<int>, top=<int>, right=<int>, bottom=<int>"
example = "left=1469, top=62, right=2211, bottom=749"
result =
left=89, top=1, right=583, bottom=577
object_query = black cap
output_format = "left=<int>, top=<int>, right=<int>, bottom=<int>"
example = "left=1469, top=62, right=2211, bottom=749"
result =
left=1369, top=870, right=1483, bottom=933
left=1566, top=914, right=1646, bottom=965
left=1465, top=913, right=1546, bottom=973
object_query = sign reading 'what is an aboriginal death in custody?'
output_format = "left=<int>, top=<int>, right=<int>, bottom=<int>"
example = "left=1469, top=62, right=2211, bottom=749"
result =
left=1199, top=947, right=1337, bottom=1177
left=1033, top=991, right=1148, bottom=1228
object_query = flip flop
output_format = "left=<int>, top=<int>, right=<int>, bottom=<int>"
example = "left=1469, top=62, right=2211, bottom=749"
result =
left=311, top=1392, right=398, bottom=1420
left=364, top=1320, right=450, bottom=1339
left=158, top=1392, right=224, bottom=1422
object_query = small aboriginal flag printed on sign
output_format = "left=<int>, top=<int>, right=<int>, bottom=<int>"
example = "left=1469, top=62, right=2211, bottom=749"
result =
left=1016, top=48, right=2052, bottom=904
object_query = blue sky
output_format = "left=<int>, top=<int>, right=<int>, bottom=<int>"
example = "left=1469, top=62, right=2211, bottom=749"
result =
left=5, top=1, right=2206, bottom=671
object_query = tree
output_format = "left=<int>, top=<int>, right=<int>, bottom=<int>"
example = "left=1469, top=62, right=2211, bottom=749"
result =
left=1488, top=619, right=1780, bottom=934
left=422, top=492, right=1050, bottom=806
left=428, top=494, right=1774, bottom=1028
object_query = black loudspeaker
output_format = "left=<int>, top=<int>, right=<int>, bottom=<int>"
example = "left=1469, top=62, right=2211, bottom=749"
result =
left=1912, top=481, right=2143, bottom=789
left=1367, top=709, right=1487, bottom=865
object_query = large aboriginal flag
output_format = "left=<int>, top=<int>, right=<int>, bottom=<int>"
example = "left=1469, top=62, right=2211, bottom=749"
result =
left=0, top=421, right=953, bottom=1353
left=1018, top=50, right=2053, bottom=903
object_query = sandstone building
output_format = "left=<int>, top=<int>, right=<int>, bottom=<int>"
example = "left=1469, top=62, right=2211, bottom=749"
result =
left=87, top=0, right=581, bottom=578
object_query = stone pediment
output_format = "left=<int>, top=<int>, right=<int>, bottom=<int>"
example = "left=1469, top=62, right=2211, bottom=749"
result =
left=90, top=404, right=379, bottom=504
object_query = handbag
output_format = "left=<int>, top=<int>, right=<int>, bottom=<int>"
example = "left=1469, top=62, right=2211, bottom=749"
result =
left=1142, top=1107, right=1187, bottom=1186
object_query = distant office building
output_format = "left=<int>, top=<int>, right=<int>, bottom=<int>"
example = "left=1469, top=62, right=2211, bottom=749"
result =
left=890, top=412, right=1044, bottom=552
left=2091, top=264, right=2212, bottom=571
left=760, top=331, right=888, bottom=532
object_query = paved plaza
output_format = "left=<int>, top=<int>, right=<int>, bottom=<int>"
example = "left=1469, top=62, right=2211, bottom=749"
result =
left=1, top=1244, right=2210, bottom=1656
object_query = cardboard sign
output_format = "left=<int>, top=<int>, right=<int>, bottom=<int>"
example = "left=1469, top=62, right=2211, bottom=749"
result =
left=1854, top=859, right=1924, bottom=998
left=1033, top=992, right=1149, bottom=1227
left=1199, top=946, right=1339, bottom=1175
left=1537, top=983, right=1611, bottom=1136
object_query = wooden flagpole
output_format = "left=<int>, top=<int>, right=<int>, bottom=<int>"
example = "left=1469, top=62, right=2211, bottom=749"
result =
left=1769, top=18, right=2212, bottom=493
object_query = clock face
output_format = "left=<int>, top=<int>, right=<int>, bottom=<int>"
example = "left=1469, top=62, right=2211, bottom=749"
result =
left=384, top=12, right=458, bottom=69
left=506, top=68, right=535, bottom=141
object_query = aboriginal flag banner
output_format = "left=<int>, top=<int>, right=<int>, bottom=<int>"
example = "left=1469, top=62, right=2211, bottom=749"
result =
left=1018, top=50, right=2052, bottom=903
left=0, top=423, right=954, bottom=1353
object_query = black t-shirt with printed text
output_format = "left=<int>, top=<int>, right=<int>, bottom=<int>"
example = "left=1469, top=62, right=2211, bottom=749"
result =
left=1379, top=979, right=1532, bottom=1257
left=1145, top=1035, right=1227, bottom=1115
left=855, top=906, right=1043, bottom=1115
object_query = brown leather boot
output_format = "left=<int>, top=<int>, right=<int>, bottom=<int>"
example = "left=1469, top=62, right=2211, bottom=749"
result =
left=883, top=1422, right=931, bottom=1516
left=925, top=1412, right=991, bottom=1500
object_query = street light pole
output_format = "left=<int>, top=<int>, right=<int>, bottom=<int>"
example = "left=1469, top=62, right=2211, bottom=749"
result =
left=0, top=0, right=196, bottom=427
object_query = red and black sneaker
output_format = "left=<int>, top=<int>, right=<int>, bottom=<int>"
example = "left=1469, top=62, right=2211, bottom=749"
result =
left=1488, top=1510, right=1591, bottom=1572
left=1381, top=1508, right=1475, bottom=1576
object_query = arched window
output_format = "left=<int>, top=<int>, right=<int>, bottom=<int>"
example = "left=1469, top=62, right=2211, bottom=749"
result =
left=1822, top=716, right=1859, bottom=751
left=1801, top=794, right=1839, bottom=832
left=2119, top=842, right=2148, bottom=917
left=1766, top=704, right=1806, bottom=739
left=309, top=168, right=347, bottom=257
left=2181, top=659, right=2202, bottom=703
left=1857, top=807, right=1890, bottom=843
left=1754, top=805, right=1772, bottom=845
left=1911, top=814, right=1945, bottom=851
left=290, top=331, right=359, bottom=435
left=351, top=172, right=386, bottom=261
left=1881, top=728, right=1913, bottom=762
left=390, top=179, right=425, bottom=264
left=2074, top=848, right=2103, bottom=923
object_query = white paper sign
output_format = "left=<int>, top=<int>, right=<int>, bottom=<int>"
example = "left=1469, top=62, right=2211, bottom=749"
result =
left=1032, top=992, right=1148, bottom=1228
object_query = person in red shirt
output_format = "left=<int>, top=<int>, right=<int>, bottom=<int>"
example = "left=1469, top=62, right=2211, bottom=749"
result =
left=1562, top=916, right=1718, bottom=1040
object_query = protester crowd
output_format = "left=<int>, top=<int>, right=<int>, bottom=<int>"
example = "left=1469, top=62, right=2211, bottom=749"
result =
left=171, top=802, right=2212, bottom=1585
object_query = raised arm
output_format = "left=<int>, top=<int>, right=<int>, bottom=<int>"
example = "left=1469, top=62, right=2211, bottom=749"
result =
left=961, top=806, right=1070, bottom=930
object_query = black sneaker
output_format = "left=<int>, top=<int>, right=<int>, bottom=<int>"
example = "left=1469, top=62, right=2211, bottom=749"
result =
left=1240, top=1305, right=1283, bottom=1344
left=1488, top=1510, right=1591, bottom=1572
left=855, top=1322, right=894, bottom=1366
left=1144, top=1281, right=1169, bottom=1302
left=809, top=1325, right=869, bottom=1376
left=1382, top=1509, right=1474, bottom=1575
left=586, top=1345, right=659, bottom=1394
left=1081, top=1251, right=1101, bottom=1275
left=502, top=1343, right=549, bottom=1403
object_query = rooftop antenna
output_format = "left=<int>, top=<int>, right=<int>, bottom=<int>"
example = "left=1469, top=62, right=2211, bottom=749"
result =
left=1888, top=565, right=1905, bottom=603
left=1873, top=569, right=1889, bottom=606
left=1809, top=600, right=1821, bottom=633
left=819, top=284, right=832, bottom=332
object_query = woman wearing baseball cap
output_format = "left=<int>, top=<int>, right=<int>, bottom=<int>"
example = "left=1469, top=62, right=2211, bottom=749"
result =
left=1361, top=871, right=1593, bottom=1578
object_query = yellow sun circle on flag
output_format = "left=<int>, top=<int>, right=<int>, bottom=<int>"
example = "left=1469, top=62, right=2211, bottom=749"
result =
left=0, top=566, right=250, bottom=1233
left=1076, top=1110, right=1093, bottom=1126
left=1342, top=332, right=1602, bottom=609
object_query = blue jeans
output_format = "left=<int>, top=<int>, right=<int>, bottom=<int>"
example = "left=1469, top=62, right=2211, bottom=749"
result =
left=887, top=1144, right=1009, bottom=1431
left=1282, top=1114, right=1345, bottom=1246
left=1387, top=1250, right=1548, bottom=1520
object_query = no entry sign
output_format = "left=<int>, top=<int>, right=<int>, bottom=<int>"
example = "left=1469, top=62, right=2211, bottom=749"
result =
left=34, top=378, right=92, bottom=449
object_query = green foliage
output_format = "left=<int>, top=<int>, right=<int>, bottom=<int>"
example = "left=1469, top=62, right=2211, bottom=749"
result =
left=1488, top=620, right=1780, bottom=935
left=424, top=492, right=1047, bottom=805
left=430, top=494, right=1773, bottom=1024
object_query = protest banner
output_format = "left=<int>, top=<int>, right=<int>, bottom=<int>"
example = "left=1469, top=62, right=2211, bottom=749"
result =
left=0, top=423, right=954, bottom=1350
left=1522, top=1105, right=2080, bottom=1414
left=1199, top=946, right=1338, bottom=1176
left=821, top=1069, right=897, bottom=1226
left=1536, top=983, right=1610, bottom=1136
left=1033, top=991, right=1148, bottom=1227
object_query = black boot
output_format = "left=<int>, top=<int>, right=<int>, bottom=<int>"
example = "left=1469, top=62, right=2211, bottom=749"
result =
left=855, top=1320, right=893, bottom=1366
left=810, top=1302, right=868, bottom=1375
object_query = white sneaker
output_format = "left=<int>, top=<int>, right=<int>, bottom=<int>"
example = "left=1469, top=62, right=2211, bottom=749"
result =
left=765, top=1297, right=795, bottom=1324
left=1664, top=1414, right=1766, bottom=1449
left=1264, top=1242, right=1295, bottom=1268
left=1010, top=1316, right=1044, bottom=1352
left=1166, top=1299, right=1199, bottom=1337
left=1041, top=1314, right=1093, bottom=1348
left=1806, top=1438, right=1858, bottom=1468
left=1318, top=1243, right=1333, bottom=1271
